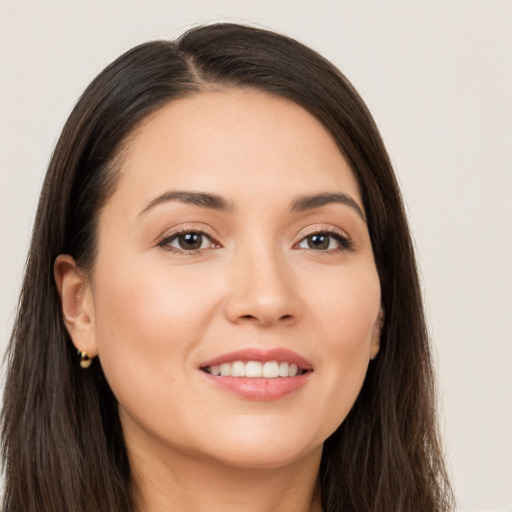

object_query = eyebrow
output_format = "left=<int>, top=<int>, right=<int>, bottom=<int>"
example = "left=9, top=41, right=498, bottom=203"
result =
left=139, top=191, right=234, bottom=216
left=139, top=190, right=365, bottom=222
left=291, top=193, right=366, bottom=222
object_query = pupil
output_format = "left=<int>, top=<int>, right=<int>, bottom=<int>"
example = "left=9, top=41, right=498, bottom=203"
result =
left=308, top=234, right=329, bottom=250
left=179, top=233, right=202, bottom=250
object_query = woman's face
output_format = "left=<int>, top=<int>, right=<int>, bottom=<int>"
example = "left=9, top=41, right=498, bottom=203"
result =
left=78, top=89, right=381, bottom=469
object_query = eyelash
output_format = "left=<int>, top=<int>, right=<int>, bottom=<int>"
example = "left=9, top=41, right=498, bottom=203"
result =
left=157, top=226, right=219, bottom=254
left=157, top=226, right=352, bottom=254
left=294, top=227, right=353, bottom=252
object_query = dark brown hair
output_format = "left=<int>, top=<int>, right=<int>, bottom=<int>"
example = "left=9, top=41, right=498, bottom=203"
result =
left=2, top=23, right=454, bottom=511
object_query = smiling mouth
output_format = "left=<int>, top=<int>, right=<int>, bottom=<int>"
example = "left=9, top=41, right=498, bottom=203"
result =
left=200, top=349, right=313, bottom=400
left=202, top=360, right=309, bottom=378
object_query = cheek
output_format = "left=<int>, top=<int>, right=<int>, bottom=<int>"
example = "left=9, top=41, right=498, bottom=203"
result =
left=90, top=259, right=219, bottom=402
left=302, top=263, right=380, bottom=431
left=94, top=257, right=216, bottom=338
left=307, top=261, right=381, bottom=349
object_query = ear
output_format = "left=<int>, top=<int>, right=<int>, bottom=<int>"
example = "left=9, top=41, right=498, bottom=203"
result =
left=370, top=308, right=384, bottom=360
left=54, top=254, right=98, bottom=359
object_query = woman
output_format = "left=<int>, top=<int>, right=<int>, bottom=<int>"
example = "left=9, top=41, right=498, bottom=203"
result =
left=1, top=23, right=454, bottom=511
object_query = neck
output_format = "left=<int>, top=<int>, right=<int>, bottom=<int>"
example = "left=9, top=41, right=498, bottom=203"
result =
left=127, top=429, right=323, bottom=512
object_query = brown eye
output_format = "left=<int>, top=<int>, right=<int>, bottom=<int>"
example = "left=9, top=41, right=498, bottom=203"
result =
left=307, top=234, right=330, bottom=250
left=176, top=232, right=203, bottom=250
left=161, top=231, right=215, bottom=252
left=297, top=231, right=350, bottom=251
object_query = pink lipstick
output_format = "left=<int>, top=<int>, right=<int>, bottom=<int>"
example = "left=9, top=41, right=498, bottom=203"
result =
left=199, top=348, right=313, bottom=401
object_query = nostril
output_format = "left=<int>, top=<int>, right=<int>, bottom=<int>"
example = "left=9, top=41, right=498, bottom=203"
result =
left=224, top=286, right=301, bottom=326
left=237, top=313, right=295, bottom=326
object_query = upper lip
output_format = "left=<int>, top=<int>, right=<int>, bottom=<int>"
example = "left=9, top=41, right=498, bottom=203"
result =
left=199, top=347, right=313, bottom=370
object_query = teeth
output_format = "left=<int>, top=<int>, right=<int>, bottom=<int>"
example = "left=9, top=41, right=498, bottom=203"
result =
left=231, top=361, right=246, bottom=377
left=262, top=361, right=279, bottom=378
left=245, top=361, right=262, bottom=377
left=204, top=360, right=306, bottom=378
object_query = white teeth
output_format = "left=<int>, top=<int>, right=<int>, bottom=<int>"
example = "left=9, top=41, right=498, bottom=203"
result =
left=245, top=361, right=262, bottom=377
left=205, top=360, right=306, bottom=378
left=220, top=363, right=231, bottom=376
left=262, top=361, right=279, bottom=378
left=231, top=361, right=246, bottom=377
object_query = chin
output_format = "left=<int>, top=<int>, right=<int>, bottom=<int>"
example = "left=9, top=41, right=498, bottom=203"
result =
left=207, top=443, right=321, bottom=470
left=189, top=426, right=325, bottom=470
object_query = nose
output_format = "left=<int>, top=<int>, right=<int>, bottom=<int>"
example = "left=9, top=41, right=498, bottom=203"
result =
left=223, top=246, right=301, bottom=327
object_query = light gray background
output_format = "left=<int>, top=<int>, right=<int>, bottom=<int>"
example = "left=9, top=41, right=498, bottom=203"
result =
left=1, top=1, right=511, bottom=510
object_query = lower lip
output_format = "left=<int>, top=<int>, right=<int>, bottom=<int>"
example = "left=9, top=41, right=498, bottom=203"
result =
left=201, top=372, right=311, bottom=401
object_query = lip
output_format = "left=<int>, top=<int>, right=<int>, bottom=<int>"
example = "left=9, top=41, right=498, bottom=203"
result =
left=201, top=372, right=311, bottom=401
left=199, top=348, right=313, bottom=401
left=199, top=347, right=313, bottom=370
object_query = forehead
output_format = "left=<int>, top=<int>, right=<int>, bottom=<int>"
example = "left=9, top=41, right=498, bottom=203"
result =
left=110, top=88, right=362, bottom=215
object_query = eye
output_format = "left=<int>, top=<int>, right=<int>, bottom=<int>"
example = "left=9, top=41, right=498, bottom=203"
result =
left=158, top=230, right=218, bottom=253
left=296, top=231, right=351, bottom=251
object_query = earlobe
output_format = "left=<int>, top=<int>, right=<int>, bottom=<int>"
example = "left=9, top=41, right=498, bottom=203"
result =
left=54, top=254, right=98, bottom=359
left=370, top=308, right=384, bottom=360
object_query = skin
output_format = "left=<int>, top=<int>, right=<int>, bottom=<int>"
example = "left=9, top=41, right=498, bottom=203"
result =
left=55, top=89, right=382, bottom=512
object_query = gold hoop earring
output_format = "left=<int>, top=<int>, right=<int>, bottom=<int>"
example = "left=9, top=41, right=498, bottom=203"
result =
left=78, top=349, right=92, bottom=369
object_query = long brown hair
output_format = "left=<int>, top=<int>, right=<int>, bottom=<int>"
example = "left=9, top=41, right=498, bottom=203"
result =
left=2, top=23, right=454, bottom=511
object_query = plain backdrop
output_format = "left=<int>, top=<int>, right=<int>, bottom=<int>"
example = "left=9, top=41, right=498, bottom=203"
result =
left=1, top=1, right=511, bottom=510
